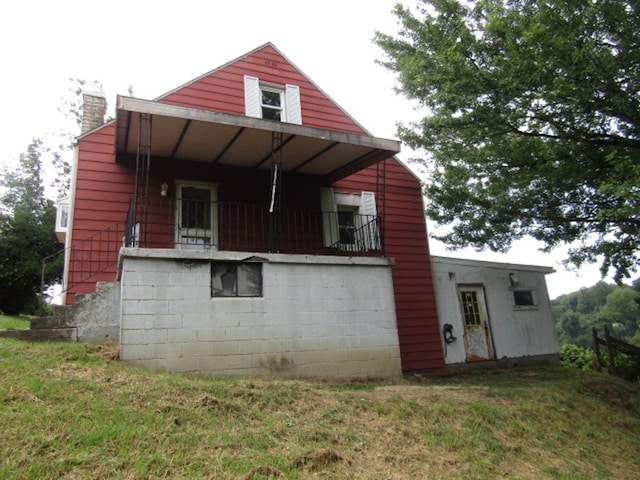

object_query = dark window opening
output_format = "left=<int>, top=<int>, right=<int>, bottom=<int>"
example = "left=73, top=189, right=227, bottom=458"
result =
left=513, top=289, right=535, bottom=307
left=338, top=209, right=356, bottom=245
left=211, top=262, right=262, bottom=297
left=181, top=187, right=211, bottom=229
left=261, top=88, right=283, bottom=121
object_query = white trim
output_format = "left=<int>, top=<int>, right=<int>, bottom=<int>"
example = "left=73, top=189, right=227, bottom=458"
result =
left=62, top=144, right=79, bottom=303
left=431, top=255, right=555, bottom=274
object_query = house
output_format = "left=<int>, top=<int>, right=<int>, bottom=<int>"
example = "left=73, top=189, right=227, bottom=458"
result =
left=431, top=257, right=560, bottom=371
left=51, top=43, right=559, bottom=377
left=55, top=43, right=444, bottom=377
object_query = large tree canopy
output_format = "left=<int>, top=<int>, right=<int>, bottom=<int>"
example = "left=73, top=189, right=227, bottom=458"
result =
left=375, top=0, right=640, bottom=281
left=0, top=140, right=63, bottom=314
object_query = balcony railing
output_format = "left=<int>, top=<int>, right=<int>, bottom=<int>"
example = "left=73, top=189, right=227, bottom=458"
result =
left=125, top=195, right=383, bottom=256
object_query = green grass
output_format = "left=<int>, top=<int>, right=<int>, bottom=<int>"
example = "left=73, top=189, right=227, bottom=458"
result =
left=0, top=314, right=30, bottom=330
left=1, top=339, right=639, bottom=479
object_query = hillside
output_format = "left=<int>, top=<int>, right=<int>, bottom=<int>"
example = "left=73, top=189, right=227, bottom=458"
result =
left=1, top=339, right=639, bottom=479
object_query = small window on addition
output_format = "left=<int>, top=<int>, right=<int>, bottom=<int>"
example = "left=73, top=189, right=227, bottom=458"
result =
left=211, top=262, right=262, bottom=297
left=513, top=289, right=536, bottom=308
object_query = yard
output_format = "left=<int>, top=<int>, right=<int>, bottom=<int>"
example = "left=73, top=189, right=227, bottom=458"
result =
left=1, top=339, right=639, bottom=479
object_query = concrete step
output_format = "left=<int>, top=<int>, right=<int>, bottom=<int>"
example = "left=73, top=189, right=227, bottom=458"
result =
left=0, top=327, right=78, bottom=342
left=31, top=307, right=78, bottom=329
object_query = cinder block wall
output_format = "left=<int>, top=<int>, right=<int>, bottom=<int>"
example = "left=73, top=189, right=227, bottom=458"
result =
left=119, top=250, right=402, bottom=378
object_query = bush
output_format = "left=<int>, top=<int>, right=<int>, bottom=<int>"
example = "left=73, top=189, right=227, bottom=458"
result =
left=560, top=343, right=595, bottom=371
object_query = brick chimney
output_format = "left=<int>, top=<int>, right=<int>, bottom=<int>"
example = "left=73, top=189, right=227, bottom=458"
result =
left=81, top=91, right=107, bottom=134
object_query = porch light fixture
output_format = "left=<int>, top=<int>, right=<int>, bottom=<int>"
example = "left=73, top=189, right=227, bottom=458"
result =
left=509, top=272, right=520, bottom=286
left=160, top=182, right=168, bottom=196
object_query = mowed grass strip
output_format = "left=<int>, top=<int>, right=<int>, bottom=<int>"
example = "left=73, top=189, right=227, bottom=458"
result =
left=0, top=339, right=639, bottom=479
left=0, top=314, right=31, bottom=330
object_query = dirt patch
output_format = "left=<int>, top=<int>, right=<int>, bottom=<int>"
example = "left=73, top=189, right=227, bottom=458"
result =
left=293, top=448, right=345, bottom=472
left=242, top=465, right=285, bottom=479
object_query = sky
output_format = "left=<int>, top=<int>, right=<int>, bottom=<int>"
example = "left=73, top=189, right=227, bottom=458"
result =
left=0, top=0, right=620, bottom=298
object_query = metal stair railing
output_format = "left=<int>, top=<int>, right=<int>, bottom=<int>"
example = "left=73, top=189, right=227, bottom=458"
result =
left=41, top=222, right=127, bottom=298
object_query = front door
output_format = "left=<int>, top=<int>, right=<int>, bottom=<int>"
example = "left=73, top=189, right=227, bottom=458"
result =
left=176, top=182, right=217, bottom=249
left=458, top=286, right=494, bottom=362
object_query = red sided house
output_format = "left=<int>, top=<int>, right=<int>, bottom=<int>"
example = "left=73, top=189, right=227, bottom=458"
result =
left=52, top=42, right=557, bottom=377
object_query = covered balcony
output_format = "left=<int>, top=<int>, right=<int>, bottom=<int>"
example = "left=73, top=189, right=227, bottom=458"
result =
left=115, top=95, right=400, bottom=259
left=124, top=194, right=383, bottom=256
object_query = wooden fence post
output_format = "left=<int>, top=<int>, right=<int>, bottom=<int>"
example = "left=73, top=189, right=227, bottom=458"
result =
left=604, top=325, right=618, bottom=376
left=592, top=327, right=603, bottom=370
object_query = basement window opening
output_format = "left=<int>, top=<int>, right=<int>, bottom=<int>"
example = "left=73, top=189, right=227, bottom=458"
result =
left=211, top=262, right=262, bottom=297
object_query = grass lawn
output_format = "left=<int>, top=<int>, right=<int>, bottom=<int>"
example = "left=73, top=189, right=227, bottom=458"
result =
left=1, top=339, right=639, bottom=479
left=0, top=314, right=30, bottom=330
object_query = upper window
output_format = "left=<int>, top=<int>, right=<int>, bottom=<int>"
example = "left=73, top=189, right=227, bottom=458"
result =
left=260, top=86, right=284, bottom=121
left=57, top=202, right=69, bottom=231
left=55, top=197, right=70, bottom=243
left=244, top=75, right=302, bottom=124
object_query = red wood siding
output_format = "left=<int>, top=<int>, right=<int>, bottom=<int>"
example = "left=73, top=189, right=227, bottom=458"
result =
left=334, top=159, right=445, bottom=374
left=160, top=45, right=366, bottom=135
left=66, top=44, right=445, bottom=373
left=65, top=124, right=133, bottom=304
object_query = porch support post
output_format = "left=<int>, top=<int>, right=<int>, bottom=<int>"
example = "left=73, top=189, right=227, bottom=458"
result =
left=134, top=113, right=152, bottom=247
left=268, top=131, right=284, bottom=253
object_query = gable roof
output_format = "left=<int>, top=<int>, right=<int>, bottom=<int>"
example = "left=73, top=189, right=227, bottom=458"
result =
left=114, top=43, right=400, bottom=181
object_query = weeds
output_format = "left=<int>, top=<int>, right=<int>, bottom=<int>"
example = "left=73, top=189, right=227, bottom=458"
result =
left=1, top=339, right=639, bottom=479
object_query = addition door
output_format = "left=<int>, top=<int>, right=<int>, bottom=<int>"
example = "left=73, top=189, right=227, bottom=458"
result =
left=457, top=285, right=495, bottom=362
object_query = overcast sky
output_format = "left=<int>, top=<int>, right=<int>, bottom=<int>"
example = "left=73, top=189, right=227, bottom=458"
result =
left=0, top=0, right=618, bottom=297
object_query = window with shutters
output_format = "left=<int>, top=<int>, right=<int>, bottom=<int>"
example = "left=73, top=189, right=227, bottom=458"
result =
left=244, top=75, right=302, bottom=124
left=320, top=188, right=380, bottom=252
left=260, top=86, right=284, bottom=121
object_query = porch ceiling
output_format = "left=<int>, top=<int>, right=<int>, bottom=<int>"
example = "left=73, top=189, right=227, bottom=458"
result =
left=115, top=96, right=401, bottom=182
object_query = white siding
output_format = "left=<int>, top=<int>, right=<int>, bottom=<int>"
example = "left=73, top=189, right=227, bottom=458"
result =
left=431, top=257, right=559, bottom=365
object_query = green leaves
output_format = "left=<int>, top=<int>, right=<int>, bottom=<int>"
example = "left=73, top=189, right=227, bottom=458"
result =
left=0, top=140, right=63, bottom=315
left=375, top=0, right=640, bottom=281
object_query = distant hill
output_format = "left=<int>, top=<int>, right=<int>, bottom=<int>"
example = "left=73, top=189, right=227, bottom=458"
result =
left=552, top=279, right=640, bottom=347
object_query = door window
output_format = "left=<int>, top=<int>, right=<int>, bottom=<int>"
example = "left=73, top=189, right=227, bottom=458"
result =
left=176, top=182, right=217, bottom=249
left=458, top=285, right=494, bottom=362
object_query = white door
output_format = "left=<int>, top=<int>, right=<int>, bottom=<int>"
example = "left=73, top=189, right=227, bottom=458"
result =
left=176, top=182, right=217, bottom=249
left=458, top=286, right=494, bottom=362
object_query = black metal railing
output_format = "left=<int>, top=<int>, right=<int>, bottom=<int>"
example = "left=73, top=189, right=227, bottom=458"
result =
left=41, top=221, right=126, bottom=298
left=125, top=195, right=383, bottom=256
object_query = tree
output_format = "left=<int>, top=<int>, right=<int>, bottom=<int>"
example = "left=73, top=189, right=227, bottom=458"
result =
left=375, top=0, right=640, bottom=281
left=552, top=279, right=640, bottom=346
left=0, top=139, right=63, bottom=315
left=598, top=287, right=639, bottom=340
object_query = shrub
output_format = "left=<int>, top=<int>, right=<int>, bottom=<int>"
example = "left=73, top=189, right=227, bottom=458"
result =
left=560, top=343, right=595, bottom=371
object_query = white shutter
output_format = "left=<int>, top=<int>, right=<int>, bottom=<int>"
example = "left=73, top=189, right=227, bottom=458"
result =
left=285, top=84, right=302, bottom=124
left=320, top=187, right=339, bottom=247
left=360, top=191, right=377, bottom=217
left=244, top=75, right=260, bottom=118
left=359, top=191, right=379, bottom=250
